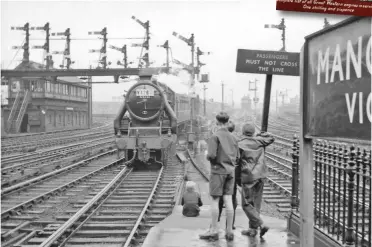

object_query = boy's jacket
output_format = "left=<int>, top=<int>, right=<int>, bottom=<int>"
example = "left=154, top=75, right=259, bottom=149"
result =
left=237, top=134, right=275, bottom=185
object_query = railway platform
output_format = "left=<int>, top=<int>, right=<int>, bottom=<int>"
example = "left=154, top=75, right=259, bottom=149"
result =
left=142, top=205, right=300, bottom=247
left=142, top=151, right=300, bottom=247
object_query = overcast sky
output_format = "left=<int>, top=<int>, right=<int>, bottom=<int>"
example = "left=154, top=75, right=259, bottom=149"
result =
left=1, top=0, right=347, bottom=104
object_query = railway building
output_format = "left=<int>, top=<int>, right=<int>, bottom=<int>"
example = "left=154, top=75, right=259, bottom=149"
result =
left=2, top=61, right=90, bottom=134
left=241, top=95, right=252, bottom=111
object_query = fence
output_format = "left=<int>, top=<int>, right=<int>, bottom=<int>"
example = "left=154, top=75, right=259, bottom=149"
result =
left=291, top=136, right=371, bottom=247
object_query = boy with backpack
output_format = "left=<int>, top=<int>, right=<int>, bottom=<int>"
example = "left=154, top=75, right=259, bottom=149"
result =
left=237, top=123, right=275, bottom=238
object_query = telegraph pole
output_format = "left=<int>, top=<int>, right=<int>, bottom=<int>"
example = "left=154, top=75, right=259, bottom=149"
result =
left=221, top=82, right=225, bottom=111
left=158, top=40, right=170, bottom=70
left=172, top=31, right=196, bottom=151
left=30, top=23, right=53, bottom=68
left=52, top=28, right=73, bottom=69
left=230, top=89, right=234, bottom=108
left=264, top=18, right=286, bottom=51
left=249, top=79, right=258, bottom=117
left=203, top=84, right=207, bottom=116
left=102, top=28, right=108, bottom=69
left=65, top=29, right=71, bottom=69
left=276, top=90, right=278, bottom=115
left=11, top=23, right=30, bottom=63
left=132, top=16, right=150, bottom=68
left=88, top=27, right=108, bottom=69
left=145, top=21, right=150, bottom=68
left=172, top=32, right=195, bottom=129
left=109, top=44, right=128, bottom=68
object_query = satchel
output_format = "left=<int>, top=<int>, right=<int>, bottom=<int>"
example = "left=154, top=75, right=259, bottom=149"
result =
left=240, top=158, right=258, bottom=184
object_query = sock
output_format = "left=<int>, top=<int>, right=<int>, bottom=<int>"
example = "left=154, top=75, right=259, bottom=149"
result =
left=225, top=209, right=234, bottom=233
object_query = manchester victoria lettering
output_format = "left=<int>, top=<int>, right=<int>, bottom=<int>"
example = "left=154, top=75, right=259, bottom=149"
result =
left=345, top=92, right=372, bottom=124
left=315, top=35, right=372, bottom=124
left=317, top=35, right=372, bottom=85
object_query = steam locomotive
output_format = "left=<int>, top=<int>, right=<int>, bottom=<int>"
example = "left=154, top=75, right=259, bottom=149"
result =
left=113, top=68, right=222, bottom=165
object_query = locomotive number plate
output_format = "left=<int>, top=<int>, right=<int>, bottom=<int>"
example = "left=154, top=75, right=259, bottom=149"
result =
left=136, top=89, right=154, bottom=98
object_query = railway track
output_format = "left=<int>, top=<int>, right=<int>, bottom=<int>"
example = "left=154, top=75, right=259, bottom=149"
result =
left=2, top=136, right=114, bottom=168
left=1, top=151, right=185, bottom=247
left=1, top=151, right=124, bottom=246
left=1, top=127, right=112, bottom=158
left=1, top=117, right=111, bottom=141
left=1, top=138, right=115, bottom=189
left=1, top=129, right=113, bottom=156
left=1, top=121, right=110, bottom=144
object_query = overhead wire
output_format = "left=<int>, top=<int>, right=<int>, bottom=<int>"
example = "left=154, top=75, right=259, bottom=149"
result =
left=6, top=38, right=25, bottom=69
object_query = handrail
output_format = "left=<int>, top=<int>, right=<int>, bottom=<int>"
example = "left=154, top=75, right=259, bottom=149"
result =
left=7, top=91, right=21, bottom=132
left=38, top=151, right=137, bottom=247
left=123, top=165, right=164, bottom=247
left=15, top=90, right=30, bottom=132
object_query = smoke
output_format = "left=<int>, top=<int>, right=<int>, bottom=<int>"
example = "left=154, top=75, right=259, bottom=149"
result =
left=155, top=68, right=193, bottom=95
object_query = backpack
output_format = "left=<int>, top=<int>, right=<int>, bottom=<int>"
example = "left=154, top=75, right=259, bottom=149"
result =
left=239, top=156, right=259, bottom=184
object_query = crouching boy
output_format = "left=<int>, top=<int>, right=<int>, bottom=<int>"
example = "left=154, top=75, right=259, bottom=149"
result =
left=182, top=181, right=203, bottom=217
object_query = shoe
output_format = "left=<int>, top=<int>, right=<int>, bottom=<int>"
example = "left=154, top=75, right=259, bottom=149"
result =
left=232, top=226, right=236, bottom=230
left=241, top=228, right=257, bottom=237
left=199, top=229, right=219, bottom=240
left=225, top=232, right=234, bottom=241
left=260, top=226, right=269, bottom=238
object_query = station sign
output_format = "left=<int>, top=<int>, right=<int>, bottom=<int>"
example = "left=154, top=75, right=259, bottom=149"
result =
left=236, top=49, right=300, bottom=76
left=66, top=107, right=74, bottom=111
left=303, top=17, right=371, bottom=141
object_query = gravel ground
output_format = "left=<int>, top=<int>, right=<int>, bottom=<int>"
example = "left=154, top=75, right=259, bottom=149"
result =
left=260, top=200, right=289, bottom=220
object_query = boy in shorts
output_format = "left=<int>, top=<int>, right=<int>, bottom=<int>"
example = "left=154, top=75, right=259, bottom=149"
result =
left=199, top=112, right=239, bottom=241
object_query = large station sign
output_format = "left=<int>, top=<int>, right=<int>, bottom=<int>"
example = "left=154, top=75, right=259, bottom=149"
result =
left=236, top=49, right=300, bottom=76
left=303, top=17, right=371, bottom=141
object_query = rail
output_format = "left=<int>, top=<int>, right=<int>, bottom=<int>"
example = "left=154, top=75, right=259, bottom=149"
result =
left=123, top=165, right=164, bottom=247
left=1, top=151, right=120, bottom=221
left=173, top=165, right=187, bottom=206
left=1, top=149, right=115, bottom=196
left=1, top=136, right=113, bottom=172
left=186, top=149, right=209, bottom=181
left=290, top=137, right=371, bottom=247
left=1, top=122, right=111, bottom=140
left=38, top=150, right=137, bottom=247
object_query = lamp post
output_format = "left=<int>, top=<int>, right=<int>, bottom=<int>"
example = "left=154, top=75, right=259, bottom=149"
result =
left=249, top=79, right=258, bottom=117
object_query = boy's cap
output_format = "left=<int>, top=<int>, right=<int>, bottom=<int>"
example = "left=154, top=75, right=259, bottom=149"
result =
left=216, top=111, right=229, bottom=124
left=242, top=123, right=255, bottom=136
